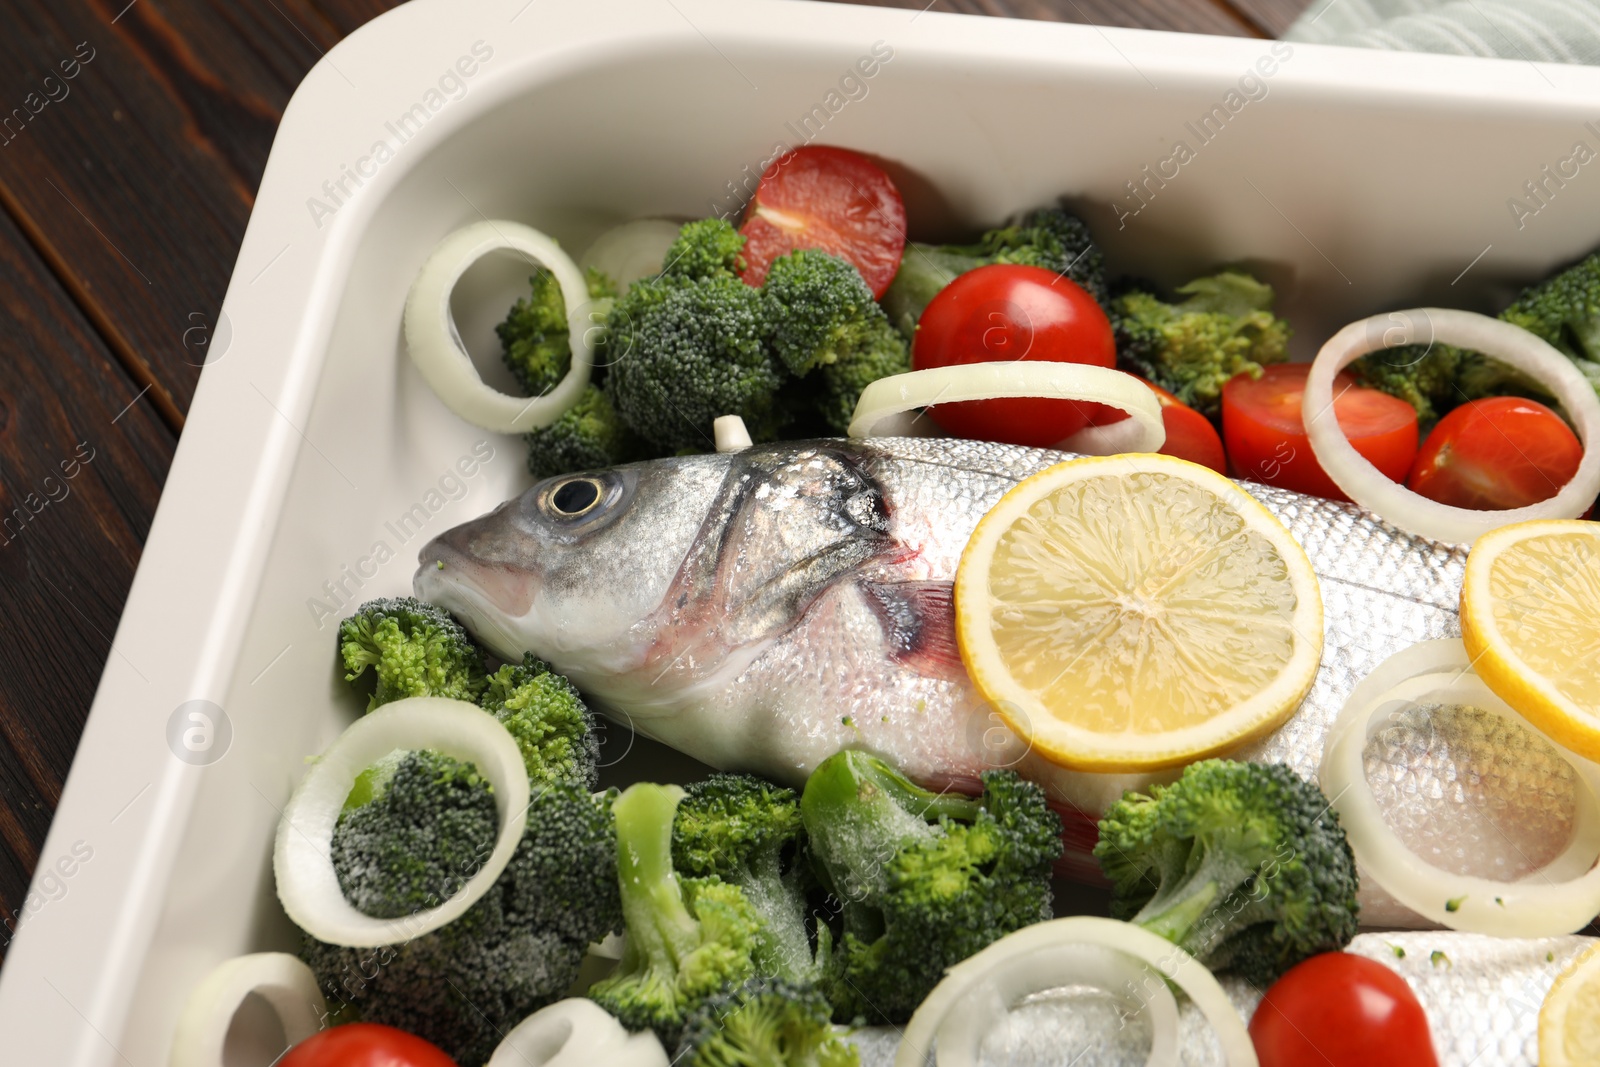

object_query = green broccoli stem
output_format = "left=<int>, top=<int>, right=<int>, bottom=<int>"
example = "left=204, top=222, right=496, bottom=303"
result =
left=613, top=784, right=702, bottom=973
left=800, top=751, right=981, bottom=910
left=879, top=246, right=978, bottom=340
left=1129, top=846, right=1260, bottom=958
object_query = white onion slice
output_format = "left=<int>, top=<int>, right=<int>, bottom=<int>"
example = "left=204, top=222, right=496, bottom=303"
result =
left=847, top=364, right=1167, bottom=452
left=487, top=998, right=667, bottom=1067
left=274, top=697, right=530, bottom=948
left=932, top=942, right=1179, bottom=1067
left=1320, top=639, right=1600, bottom=935
left=167, top=953, right=326, bottom=1067
left=1305, top=309, right=1600, bottom=543
left=578, top=218, right=682, bottom=293
left=404, top=220, right=593, bottom=433
left=895, top=916, right=1255, bottom=1067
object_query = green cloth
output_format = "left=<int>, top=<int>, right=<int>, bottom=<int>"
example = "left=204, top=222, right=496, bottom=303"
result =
left=1285, top=0, right=1600, bottom=65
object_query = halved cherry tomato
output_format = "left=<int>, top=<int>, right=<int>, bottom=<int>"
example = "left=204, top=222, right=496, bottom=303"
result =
left=911, top=264, right=1117, bottom=447
left=280, top=1023, right=458, bottom=1067
left=738, top=146, right=905, bottom=298
left=1407, top=396, right=1584, bottom=510
left=1090, top=376, right=1227, bottom=472
left=1250, top=953, right=1439, bottom=1067
left=1222, top=363, right=1417, bottom=501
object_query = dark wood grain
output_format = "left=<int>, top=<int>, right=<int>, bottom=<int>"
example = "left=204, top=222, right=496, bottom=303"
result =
left=0, top=0, right=1301, bottom=975
left=0, top=205, right=174, bottom=964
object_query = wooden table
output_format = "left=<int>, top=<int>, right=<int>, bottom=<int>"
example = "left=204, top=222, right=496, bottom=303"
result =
left=0, top=0, right=1307, bottom=961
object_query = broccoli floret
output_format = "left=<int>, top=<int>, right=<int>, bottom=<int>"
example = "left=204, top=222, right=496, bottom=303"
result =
left=659, top=217, right=749, bottom=280
left=674, top=774, right=824, bottom=985
left=498, top=268, right=641, bottom=479
left=589, top=783, right=763, bottom=1047
left=523, top=384, right=643, bottom=480
left=480, top=653, right=600, bottom=789
left=332, top=750, right=496, bottom=918
left=603, top=220, right=788, bottom=452
left=763, top=249, right=911, bottom=432
left=1501, top=248, right=1600, bottom=371
left=497, top=266, right=617, bottom=397
left=1111, top=271, right=1291, bottom=419
left=338, top=597, right=487, bottom=711
left=676, top=978, right=859, bottom=1067
left=880, top=206, right=1107, bottom=339
left=1355, top=252, right=1600, bottom=422
left=799, top=751, right=1061, bottom=1025
left=1093, top=759, right=1359, bottom=988
left=1349, top=342, right=1466, bottom=427
left=308, top=767, right=619, bottom=1065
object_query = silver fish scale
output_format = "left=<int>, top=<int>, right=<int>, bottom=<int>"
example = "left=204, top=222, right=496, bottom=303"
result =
left=847, top=932, right=1597, bottom=1067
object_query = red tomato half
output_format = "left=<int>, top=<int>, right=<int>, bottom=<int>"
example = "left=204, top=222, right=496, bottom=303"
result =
left=280, top=1023, right=459, bottom=1067
left=738, top=146, right=906, bottom=298
left=911, top=264, right=1117, bottom=447
left=1222, top=363, right=1418, bottom=501
left=1251, top=953, right=1439, bottom=1067
left=1408, top=396, right=1584, bottom=510
left=1090, top=376, right=1227, bottom=472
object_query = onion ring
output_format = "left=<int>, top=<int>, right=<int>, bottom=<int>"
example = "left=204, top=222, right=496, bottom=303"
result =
left=487, top=998, right=667, bottom=1067
left=167, top=953, right=326, bottom=1067
left=932, top=941, right=1179, bottom=1067
left=1320, top=639, right=1600, bottom=935
left=847, top=363, right=1166, bottom=452
left=1305, top=309, right=1600, bottom=544
left=273, top=697, right=530, bottom=948
left=895, top=916, right=1255, bottom=1067
left=404, top=220, right=593, bottom=433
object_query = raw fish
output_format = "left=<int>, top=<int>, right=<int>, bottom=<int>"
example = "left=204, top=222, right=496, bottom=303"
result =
left=414, top=438, right=1583, bottom=921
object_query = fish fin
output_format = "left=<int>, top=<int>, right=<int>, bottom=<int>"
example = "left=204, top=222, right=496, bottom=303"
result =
left=859, top=579, right=964, bottom=677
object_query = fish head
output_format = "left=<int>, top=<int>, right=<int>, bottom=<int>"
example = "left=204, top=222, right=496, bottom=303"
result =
left=414, top=454, right=733, bottom=679
left=414, top=442, right=904, bottom=715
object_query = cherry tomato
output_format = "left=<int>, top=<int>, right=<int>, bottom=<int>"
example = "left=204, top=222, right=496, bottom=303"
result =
left=1407, top=396, right=1583, bottom=510
left=1250, top=953, right=1439, bottom=1067
left=280, top=1023, right=459, bottom=1067
left=1222, top=363, right=1417, bottom=501
left=911, top=264, right=1117, bottom=447
left=738, top=145, right=905, bottom=298
left=1089, top=376, right=1227, bottom=472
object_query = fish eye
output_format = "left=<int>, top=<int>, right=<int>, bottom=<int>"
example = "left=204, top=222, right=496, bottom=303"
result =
left=548, top=477, right=603, bottom=517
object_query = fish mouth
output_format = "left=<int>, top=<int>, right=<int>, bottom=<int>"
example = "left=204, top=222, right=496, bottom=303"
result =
left=413, top=532, right=536, bottom=660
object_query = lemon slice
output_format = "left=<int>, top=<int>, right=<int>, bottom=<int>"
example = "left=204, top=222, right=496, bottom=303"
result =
left=954, top=454, right=1323, bottom=772
left=1541, top=942, right=1600, bottom=1066
left=1461, top=519, right=1600, bottom=760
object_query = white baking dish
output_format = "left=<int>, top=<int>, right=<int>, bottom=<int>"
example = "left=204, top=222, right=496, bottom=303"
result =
left=6, top=0, right=1600, bottom=1062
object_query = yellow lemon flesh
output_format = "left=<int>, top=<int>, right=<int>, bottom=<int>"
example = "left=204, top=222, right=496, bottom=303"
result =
left=1541, top=942, right=1600, bottom=1067
left=1461, top=519, right=1600, bottom=761
left=954, top=454, right=1323, bottom=772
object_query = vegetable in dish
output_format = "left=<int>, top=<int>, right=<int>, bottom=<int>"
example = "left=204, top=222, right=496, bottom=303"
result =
left=304, top=776, right=620, bottom=1064
left=799, top=750, right=1061, bottom=1024
left=1093, top=759, right=1360, bottom=987
left=1249, top=952, right=1439, bottom=1067
left=339, top=596, right=488, bottom=711
left=480, top=652, right=601, bottom=789
left=737, top=145, right=906, bottom=299
left=881, top=205, right=1107, bottom=339
left=674, top=978, right=858, bottom=1067
left=1110, top=270, right=1291, bottom=419
left=763, top=247, right=910, bottom=433
left=586, top=782, right=764, bottom=1047
left=671, top=774, right=824, bottom=986
left=1353, top=249, right=1600, bottom=425
left=910, top=263, right=1117, bottom=446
